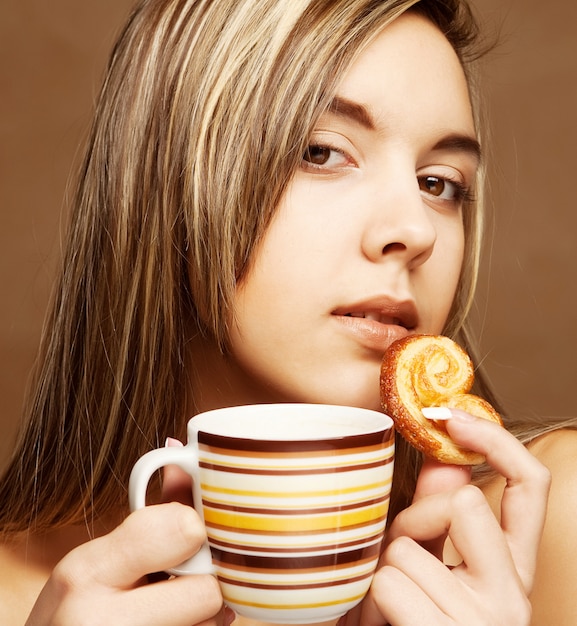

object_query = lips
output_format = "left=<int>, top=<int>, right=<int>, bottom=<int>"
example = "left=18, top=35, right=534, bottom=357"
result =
left=334, top=296, right=418, bottom=329
left=343, top=311, right=404, bottom=325
left=332, top=297, right=418, bottom=353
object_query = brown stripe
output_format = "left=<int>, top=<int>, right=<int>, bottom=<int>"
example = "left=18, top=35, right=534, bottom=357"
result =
left=202, top=494, right=390, bottom=516
left=210, top=542, right=381, bottom=571
left=199, top=455, right=393, bottom=475
left=198, top=429, right=393, bottom=453
left=217, top=571, right=373, bottom=591
left=199, top=441, right=393, bottom=459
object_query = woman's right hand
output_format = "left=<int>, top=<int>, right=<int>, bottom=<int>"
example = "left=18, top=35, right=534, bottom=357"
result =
left=25, top=503, right=228, bottom=626
left=353, top=411, right=551, bottom=626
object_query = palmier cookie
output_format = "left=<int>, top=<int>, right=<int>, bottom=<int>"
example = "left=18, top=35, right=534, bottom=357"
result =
left=380, top=334, right=503, bottom=465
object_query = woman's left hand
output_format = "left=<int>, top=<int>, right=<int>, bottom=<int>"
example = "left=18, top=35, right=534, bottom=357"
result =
left=344, top=411, right=551, bottom=625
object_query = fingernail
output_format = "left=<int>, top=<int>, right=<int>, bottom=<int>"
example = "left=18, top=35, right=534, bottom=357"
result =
left=448, top=408, right=476, bottom=422
left=421, top=406, right=452, bottom=420
left=224, top=606, right=236, bottom=626
left=421, top=407, right=476, bottom=422
left=165, top=436, right=184, bottom=447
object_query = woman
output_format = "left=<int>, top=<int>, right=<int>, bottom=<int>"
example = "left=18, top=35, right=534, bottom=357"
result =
left=0, top=0, right=574, bottom=623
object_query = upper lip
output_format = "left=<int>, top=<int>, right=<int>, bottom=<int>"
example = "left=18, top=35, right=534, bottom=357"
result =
left=331, top=296, right=419, bottom=330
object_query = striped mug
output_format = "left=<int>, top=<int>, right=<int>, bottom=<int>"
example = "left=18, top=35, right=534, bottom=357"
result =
left=129, top=403, right=394, bottom=624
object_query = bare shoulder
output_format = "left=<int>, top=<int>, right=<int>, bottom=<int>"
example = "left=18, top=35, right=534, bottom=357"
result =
left=529, top=428, right=577, bottom=513
left=528, top=428, right=577, bottom=535
left=526, top=428, right=577, bottom=626
left=529, top=425, right=577, bottom=461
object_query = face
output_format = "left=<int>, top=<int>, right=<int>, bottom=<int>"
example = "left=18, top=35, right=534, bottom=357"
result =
left=211, top=13, right=480, bottom=412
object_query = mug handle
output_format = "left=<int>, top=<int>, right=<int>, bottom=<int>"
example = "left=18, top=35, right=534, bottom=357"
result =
left=128, top=445, right=215, bottom=576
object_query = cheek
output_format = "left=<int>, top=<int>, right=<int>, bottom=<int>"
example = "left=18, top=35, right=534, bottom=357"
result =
left=440, top=215, right=465, bottom=274
left=446, top=229, right=466, bottom=306
left=427, top=221, right=466, bottom=325
left=455, top=222, right=466, bottom=284
left=451, top=226, right=466, bottom=282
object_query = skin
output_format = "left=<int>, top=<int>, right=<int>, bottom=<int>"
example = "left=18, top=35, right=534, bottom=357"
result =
left=0, top=12, right=557, bottom=626
left=209, top=12, right=476, bottom=412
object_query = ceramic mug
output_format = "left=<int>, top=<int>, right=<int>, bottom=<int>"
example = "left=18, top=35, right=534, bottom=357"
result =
left=129, top=403, right=395, bottom=624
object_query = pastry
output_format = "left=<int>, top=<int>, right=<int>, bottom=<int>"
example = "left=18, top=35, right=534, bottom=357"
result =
left=380, top=334, right=502, bottom=464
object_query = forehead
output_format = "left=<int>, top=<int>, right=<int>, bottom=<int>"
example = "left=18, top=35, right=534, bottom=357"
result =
left=334, top=11, right=475, bottom=138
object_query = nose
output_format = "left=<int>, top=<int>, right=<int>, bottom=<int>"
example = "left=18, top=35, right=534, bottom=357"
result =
left=361, top=174, right=437, bottom=269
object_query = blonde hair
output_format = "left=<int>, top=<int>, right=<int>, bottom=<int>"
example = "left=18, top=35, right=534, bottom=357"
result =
left=0, top=0, right=494, bottom=536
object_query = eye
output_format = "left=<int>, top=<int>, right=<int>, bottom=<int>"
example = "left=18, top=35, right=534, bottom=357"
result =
left=301, top=143, right=353, bottom=171
left=418, top=175, right=470, bottom=203
left=303, top=145, right=332, bottom=166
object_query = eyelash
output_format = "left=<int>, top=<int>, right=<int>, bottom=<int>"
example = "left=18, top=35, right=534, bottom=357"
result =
left=301, top=143, right=475, bottom=205
left=301, top=143, right=353, bottom=171
left=453, top=180, right=475, bottom=204
left=418, top=174, right=475, bottom=205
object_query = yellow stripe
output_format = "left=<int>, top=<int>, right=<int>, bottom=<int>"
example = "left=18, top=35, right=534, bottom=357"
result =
left=200, top=478, right=391, bottom=499
left=224, top=591, right=366, bottom=610
left=203, top=502, right=388, bottom=532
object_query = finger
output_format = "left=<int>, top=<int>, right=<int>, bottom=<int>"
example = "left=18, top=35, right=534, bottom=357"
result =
left=120, top=574, right=224, bottom=626
left=387, top=484, right=515, bottom=588
left=38, top=573, right=224, bottom=626
left=446, top=411, right=551, bottom=589
left=413, top=457, right=471, bottom=502
left=162, top=438, right=194, bottom=506
left=336, top=602, right=362, bottom=625
left=62, top=503, right=207, bottom=588
left=383, top=484, right=531, bottom=623
left=411, top=457, right=471, bottom=560
left=360, top=562, right=446, bottom=626
left=375, top=536, right=489, bottom=624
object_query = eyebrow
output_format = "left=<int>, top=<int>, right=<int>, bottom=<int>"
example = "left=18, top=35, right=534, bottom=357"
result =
left=325, top=96, right=482, bottom=164
left=327, top=96, right=376, bottom=130
left=432, top=134, right=482, bottom=165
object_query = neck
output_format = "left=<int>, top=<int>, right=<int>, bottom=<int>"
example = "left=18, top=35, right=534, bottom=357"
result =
left=186, top=330, right=286, bottom=415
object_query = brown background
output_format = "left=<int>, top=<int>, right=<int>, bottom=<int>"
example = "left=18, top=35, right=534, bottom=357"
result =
left=1, top=0, right=576, bottom=466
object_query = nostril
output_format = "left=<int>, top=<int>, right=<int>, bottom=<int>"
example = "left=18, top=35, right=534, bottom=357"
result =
left=382, top=242, right=406, bottom=255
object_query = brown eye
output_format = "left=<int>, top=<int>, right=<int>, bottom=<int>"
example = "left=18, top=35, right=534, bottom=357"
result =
left=418, top=175, right=468, bottom=204
left=303, top=145, right=332, bottom=165
left=419, top=175, right=445, bottom=197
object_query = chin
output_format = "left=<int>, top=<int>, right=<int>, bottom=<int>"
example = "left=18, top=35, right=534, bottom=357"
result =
left=307, top=374, right=384, bottom=412
left=310, top=387, right=383, bottom=413
left=256, top=368, right=383, bottom=412
left=336, top=377, right=383, bottom=412
left=353, top=397, right=383, bottom=412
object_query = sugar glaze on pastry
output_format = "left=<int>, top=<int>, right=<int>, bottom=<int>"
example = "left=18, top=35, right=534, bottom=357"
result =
left=380, top=334, right=503, bottom=465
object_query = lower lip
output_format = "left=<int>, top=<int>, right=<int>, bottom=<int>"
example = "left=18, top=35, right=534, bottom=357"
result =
left=332, top=315, right=411, bottom=353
